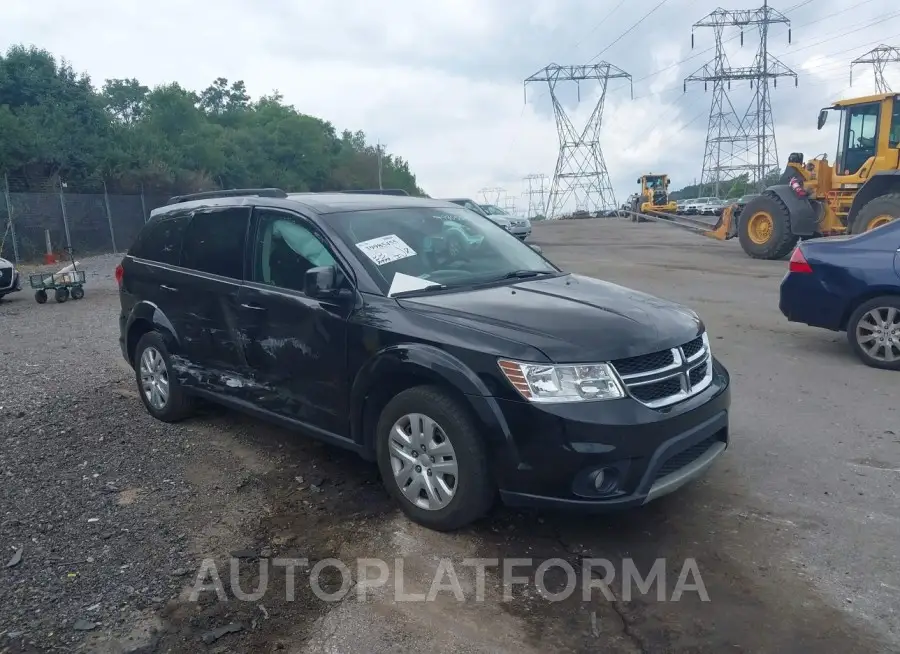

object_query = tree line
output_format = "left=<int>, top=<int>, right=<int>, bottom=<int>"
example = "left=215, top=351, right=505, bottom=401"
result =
left=0, top=45, right=425, bottom=196
left=668, top=169, right=784, bottom=201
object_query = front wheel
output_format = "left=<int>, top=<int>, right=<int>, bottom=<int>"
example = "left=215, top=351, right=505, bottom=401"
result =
left=375, top=386, right=494, bottom=531
left=737, top=193, right=798, bottom=260
left=847, top=296, right=900, bottom=370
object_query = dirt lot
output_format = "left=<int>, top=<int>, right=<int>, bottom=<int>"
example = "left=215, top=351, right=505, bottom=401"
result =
left=1, top=219, right=898, bottom=653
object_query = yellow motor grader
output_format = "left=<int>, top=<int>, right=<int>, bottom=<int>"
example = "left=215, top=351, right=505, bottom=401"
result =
left=736, top=92, right=900, bottom=259
left=631, top=173, right=677, bottom=215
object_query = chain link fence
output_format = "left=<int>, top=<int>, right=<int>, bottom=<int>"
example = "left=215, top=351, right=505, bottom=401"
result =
left=0, top=176, right=172, bottom=264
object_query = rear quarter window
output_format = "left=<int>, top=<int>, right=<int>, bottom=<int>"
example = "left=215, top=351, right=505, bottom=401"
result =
left=129, top=211, right=190, bottom=265
left=179, top=207, right=250, bottom=279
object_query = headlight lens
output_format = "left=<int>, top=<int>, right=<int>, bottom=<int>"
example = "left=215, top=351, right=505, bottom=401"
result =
left=498, top=359, right=624, bottom=403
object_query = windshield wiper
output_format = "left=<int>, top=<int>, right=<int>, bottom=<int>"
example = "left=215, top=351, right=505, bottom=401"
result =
left=499, top=269, right=554, bottom=280
left=389, top=284, right=448, bottom=299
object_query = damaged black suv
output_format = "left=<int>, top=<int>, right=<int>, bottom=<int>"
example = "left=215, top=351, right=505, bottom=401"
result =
left=118, top=188, right=731, bottom=531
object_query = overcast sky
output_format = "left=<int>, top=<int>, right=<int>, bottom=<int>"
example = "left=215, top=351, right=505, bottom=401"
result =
left=3, top=0, right=899, bottom=212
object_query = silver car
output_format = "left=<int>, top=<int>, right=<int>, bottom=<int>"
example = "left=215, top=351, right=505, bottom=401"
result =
left=442, top=198, right=514, bottom=233
left=478, top=204, right=531, bottom=240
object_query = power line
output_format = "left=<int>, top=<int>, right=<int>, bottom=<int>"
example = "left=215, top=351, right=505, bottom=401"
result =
left=631, top=0, right=879, bottom=86
left=586, top=0, right=672, bottom=66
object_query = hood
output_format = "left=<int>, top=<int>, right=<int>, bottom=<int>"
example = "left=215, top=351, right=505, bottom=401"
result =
left=0, top=257, right=13, bottom=269
left=398, top=273, right=703, bottom=363
left=487, top=215, right=511, bottom=227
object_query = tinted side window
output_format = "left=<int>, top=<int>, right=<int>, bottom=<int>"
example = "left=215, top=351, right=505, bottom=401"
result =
left=179, top=207, right=250, bottom=279
left=130, top=212, right=189, bottom=265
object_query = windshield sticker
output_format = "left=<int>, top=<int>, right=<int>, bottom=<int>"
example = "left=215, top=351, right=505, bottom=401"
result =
left=355, top=234, right=417, bottom=266
left=387, top=272, right=443, bottom=297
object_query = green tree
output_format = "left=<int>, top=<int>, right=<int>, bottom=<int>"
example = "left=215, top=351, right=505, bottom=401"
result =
left=0, top=45, right=426, bottom=197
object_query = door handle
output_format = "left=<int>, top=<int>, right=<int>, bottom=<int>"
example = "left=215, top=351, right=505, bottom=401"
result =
left=160, top=284, right=178, bottom=292
left=240, top=303, right=267, bottom=312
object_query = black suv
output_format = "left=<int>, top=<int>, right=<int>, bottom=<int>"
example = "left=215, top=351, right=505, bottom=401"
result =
left=117, top=189, right=731, bottom=531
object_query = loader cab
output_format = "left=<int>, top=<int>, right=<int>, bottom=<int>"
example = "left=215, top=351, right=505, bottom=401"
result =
left=819, top=94, right=900, bottom=181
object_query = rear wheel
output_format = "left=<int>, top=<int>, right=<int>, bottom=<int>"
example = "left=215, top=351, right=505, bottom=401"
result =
left=134, top=331, right=195, bottom=421
left=847, top=296, right=900, bottom=370
left=737, top=193, right=798, bottom=260
left=849, top=192, right=900, bottom=235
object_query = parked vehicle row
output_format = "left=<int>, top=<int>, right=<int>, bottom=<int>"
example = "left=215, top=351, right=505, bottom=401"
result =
left=117, top=188, right=731, bottom=531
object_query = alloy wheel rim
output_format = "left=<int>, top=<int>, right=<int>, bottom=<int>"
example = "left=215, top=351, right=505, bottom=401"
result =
left=388, top=413, right=458, bottom=511
left=139, top=346, right=170, bottom=410
left=856, top=306, right=900, bottom=363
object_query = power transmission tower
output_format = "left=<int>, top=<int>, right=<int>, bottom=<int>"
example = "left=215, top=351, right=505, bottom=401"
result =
left=685, top=1, right=797, bottom=196
left=850, top=45, right=900, bottom=93
left=478, top=187, right=505, bottom=205
left=525, top=63, right=632, bottom=218
left=503, top=196, right=518, bottom=215
left=522, top=173, right=548, bottom=218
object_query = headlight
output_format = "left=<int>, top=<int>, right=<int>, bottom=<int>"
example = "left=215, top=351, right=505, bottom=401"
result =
left=498, top=359, right=625, bottom=403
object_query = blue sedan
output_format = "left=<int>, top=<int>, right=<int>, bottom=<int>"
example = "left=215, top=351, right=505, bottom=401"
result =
left=779, top=219, right=900, bottom=370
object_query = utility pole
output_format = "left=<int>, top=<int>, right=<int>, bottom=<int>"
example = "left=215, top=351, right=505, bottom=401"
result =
left=376, top=142, right=385, bottom=190
left=685, top=2, right=796, bottom=196
left=522, top=173, right=548, bottom=218
left=525, top=63, right=632, bottom=219
left=478, top=187, right=506, bottom=205
left=850, top=45, right=900, bottom=93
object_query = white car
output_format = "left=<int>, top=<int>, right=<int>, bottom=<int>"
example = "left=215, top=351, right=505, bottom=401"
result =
left=0, top=257, right=22, bottom=300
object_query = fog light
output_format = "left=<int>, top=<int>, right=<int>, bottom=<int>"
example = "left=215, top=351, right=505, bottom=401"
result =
left=592, top=467, right=619, bottom=494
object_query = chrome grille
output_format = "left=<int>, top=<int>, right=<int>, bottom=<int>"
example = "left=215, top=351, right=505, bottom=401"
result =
left=611, top=333, right=713, bottom=409
left=0, top=266, right=12, bottom=290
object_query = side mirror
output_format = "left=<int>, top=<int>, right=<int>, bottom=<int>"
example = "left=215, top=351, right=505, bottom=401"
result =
left=303, top=265, right=339, bottom=298
left=636, top=178, right=640, bottom=184
left=817, top=109, right=828, bottom=130
left=666, top=179, right=670, bottom=187
left=529, top=244, right=543, bottom=254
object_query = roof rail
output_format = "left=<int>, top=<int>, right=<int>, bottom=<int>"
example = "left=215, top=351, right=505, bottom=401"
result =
left=339, top=189, right=410, bottom=196
left=166, top=188, right=288, bottom=205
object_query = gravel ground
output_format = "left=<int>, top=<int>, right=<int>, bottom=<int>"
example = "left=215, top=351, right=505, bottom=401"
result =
left=0, top=223, right=897, bottom=653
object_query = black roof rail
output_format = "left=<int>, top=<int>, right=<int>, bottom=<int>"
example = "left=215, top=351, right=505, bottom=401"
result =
left=339, top=188, right=410, bottom=196
left=166, top=188, right=288, bottom=205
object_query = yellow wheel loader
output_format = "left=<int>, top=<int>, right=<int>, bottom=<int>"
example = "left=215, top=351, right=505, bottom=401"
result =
left=632, top=174, right=678, bottom=215
left=737, top=92, right=900, bottom=260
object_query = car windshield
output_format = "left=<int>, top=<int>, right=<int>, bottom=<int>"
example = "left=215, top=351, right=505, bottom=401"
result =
left=328, top=207, right=559, bottom=296
left=479, top=204, right=507, bottom=216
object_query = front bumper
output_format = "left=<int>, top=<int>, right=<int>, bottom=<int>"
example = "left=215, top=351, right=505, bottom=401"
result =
left=0, top=269, right=22, bottom=296
left=494, top=358, right=730, bottom=511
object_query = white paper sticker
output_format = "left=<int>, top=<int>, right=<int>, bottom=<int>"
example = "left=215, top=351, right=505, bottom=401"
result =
left=355, top=234, right=416, bottom=266
left=387, top=273, right=443, bottom=297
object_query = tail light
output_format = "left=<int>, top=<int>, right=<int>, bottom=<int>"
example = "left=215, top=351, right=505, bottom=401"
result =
left=789, top=247, right=813, bottom=273
left=115, top=263, right=124, bottom=288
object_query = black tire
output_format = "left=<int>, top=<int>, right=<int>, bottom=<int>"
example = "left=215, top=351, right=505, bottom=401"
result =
left=54, top=287, right=69, bottom=303
left=70, top=285, right=84, bottom=300
left=849, top=192, right=900, bottom=235
left=375, top=385, right=494, bottom=531
left=737, top=192, right=799, bottom=260
left=35, top=290, right=47, bottom=304
left=133, top=331, right=195, bottom=422
left=846, top=296, right=900, bottom=371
